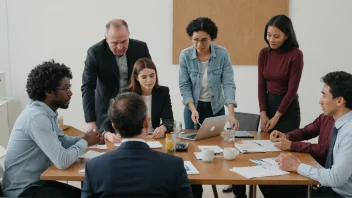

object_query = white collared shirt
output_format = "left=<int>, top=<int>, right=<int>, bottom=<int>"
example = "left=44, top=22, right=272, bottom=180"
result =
left=121, top=138, right=147, bottom=144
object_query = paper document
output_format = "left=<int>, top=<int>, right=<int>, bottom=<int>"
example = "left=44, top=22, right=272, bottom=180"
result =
left=88, top=144, right=107, bottom=149
left=242, top=140, right=281, bottom=152
left=198, top=146, right=223, bottom=154
left=0, top=146, right=6, bottom=158
left=250, top=157, right=280, bottom=169
left=115, top=141, right=162, bottom=149
left=234, top=143, right=266, bottom=153
left=79, top=150, right=106, bottom=159
left=78, top=169, right=85, bottom=174
left=230, top=165, right=289, bottom=178
left=146, top=141, right=163, bottom=148
left=235, top=131, right=254, bottom=138
left=184, top=161, right=199, bottom=174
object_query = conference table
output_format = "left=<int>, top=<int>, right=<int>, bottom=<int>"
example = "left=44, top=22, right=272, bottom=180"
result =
left=41, top=126, right=320, bottom=198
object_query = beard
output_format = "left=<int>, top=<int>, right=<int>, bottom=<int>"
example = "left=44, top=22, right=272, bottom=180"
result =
left=52, top=99, right=69, bottom=109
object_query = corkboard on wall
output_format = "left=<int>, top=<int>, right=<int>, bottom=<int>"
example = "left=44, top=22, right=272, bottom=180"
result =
left=173, top=0, right=289, bottom=65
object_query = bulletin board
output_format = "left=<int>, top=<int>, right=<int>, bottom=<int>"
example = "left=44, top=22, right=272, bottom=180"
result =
left=172, top=0, right=289, bottom=65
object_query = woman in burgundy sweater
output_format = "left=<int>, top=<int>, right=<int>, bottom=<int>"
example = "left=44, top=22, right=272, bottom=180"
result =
left=258, top=14, right=303, bottom=133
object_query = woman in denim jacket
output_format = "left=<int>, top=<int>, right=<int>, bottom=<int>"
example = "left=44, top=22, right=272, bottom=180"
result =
left=178, top=17, right=240, bottom=198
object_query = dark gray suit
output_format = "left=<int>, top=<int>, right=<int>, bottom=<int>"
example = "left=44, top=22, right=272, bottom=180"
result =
left=81, top=39, right=151, bottom=131
left=81, top=141, right=193, bottom=198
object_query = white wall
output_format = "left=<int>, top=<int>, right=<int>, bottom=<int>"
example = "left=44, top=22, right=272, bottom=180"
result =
left=2, top=0, right=352, bottom=132
left=0, top=0, right=11, bottom=96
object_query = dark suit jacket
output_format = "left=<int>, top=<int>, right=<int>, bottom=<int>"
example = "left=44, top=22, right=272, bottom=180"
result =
left=101, top=86, right=174, bottom=133
left=81, top=141, right=193, bottom=198
left=81, top=39, right=151, bottom=129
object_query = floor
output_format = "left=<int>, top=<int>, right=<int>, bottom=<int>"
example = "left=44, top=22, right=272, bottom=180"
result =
left=65, top=181, right=264, bottom=198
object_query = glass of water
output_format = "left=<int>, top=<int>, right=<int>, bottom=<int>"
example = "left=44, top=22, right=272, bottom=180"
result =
left=173, top=121, right=182, bottom=138
left=222, top=129, right=235, bottom=143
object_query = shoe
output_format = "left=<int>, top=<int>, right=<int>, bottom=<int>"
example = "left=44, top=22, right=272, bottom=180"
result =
left=222, top=185, right=233, bottom=193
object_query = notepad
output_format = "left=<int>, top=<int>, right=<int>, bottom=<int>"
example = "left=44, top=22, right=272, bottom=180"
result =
left=88, top=144, right=108, bottom=149
left=234, top=142, right=266, bottom=153
left=198, top=146, right=223, bottom=154
left=79, top=150, right=106, bottom=159
left=0, top=146, right=6, bottom=158
left=250, top=157, right=280, bottom=169
left=242, top=140, right=281, bottom=152
left=184, top=161, right=199, bottom=174
left=230, top=165, right=289, bottom=178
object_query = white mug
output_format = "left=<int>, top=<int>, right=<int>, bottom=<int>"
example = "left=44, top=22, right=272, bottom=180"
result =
left=201, top=148, right=214, bottom=162
left=223, top=148, right=239, bottom=160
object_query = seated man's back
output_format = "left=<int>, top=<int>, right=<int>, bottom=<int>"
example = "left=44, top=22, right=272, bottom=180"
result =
left=82, top=92, right=193, bottom=198
left=83, top=141, right=192, bottom=197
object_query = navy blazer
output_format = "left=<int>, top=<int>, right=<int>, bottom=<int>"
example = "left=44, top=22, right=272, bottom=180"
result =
left=101, top=86, right=174, bottom=133
left=81, top=38, right=151, bottom=130
left=81, top=141, right=193, bottom=198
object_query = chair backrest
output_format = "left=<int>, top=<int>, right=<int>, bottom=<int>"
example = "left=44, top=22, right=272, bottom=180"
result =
left=236, top=112, right=260, bottom=131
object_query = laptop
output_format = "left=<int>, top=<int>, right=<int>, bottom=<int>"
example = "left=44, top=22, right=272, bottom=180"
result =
left=180, top=115, right=228, bottom=141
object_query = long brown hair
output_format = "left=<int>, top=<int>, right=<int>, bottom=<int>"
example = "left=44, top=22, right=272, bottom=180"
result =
left=130, top=58, right=159, bottom=95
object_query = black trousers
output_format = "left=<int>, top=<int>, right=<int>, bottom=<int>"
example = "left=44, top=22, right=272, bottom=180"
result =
left=266, top=92, right=301, bottom=133
left=19, top=181, right=81, bottom=197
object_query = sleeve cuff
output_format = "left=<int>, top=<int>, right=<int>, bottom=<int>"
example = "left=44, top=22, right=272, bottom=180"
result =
left=225, top=100, right=237, bottom=108
left=182, top=98, right=194, bottom=106
left=76, top=139, right=88, bottom=154
left=297, top=163, right=310, bottom=177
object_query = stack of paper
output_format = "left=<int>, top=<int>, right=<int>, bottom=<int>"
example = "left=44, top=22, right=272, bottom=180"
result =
left=234, top=143, right=266, bottom=153
left=198, top=146, right=223, bottom=154
left=230, top=165, right=289, bottom=178
left=242, top=140, right=281, bottom=152
left=79, top=150, right=106, bottom=159
left=184, top=161, right=199, bottom=174
left=88, top=144, right=108, bottom=149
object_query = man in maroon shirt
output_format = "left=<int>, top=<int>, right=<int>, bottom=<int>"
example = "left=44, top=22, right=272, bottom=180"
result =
left=271, top=114, right=334, bottom=166
left=259, top=114, right=335, bottom=197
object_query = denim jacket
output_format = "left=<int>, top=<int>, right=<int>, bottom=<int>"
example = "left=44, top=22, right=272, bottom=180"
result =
left=179, top=44, right=237, bottom=114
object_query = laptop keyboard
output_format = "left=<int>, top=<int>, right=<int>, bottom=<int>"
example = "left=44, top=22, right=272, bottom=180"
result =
left=187, top=134, right=197, bottom=139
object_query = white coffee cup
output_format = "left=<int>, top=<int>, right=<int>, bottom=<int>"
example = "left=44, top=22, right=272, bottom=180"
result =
left=223, top=148, right=239, bottom=160
left=201, top=148, right=214, bottom=162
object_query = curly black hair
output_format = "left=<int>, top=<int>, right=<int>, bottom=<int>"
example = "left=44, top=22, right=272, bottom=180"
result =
left=322, top=71, right=352, bottom=109
left=26, top=60, right=72, bottom=101
left=186, top=17, right=218, bottom=40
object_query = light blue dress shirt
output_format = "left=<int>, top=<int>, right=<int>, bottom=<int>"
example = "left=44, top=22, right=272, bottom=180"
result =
left=298, top=110, right=352, bottom=197
left=3, top=101, right=88, bottom=197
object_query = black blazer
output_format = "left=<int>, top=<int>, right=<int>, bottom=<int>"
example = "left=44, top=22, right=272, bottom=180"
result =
left=81, top=141, right=193, bottom=198
left=81, top=39, right=151, bottom=129
left=101, top=86, right=174, bottom=132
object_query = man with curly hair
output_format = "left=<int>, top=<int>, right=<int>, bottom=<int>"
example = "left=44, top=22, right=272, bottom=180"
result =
left=2, top=60, right=100, bottom=197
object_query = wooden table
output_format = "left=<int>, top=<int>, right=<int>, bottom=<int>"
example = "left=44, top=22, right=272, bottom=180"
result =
left=41, top=127, right=319, bottom=198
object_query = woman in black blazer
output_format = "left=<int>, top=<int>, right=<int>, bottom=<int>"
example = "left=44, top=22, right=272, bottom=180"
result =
left=103, top=58, right=174, bottom=142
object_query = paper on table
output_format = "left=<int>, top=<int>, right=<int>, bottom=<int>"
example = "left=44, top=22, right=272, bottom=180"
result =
left=88, top=144, right=107, bottom=149
left=230, top=165, right=289, bottom=178
left=114, top=141, right=162, bottom=149
left=234, top=143, right=266, bottom=153
left=78, top=169, right=85, bottom=174
left=242, top=140, right=281, bottom=152
left=79, top=150, right=106, bottom=159
left=0, top=145, right=6, bottom=158
left=198, top=146, right=223, bottom=154
left=250, top=157, right=280, bottom=169
left=184, top=161, right=199, bottom=174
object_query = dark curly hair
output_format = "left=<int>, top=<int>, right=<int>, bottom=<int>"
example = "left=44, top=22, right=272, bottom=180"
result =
left=264, top=14, right=299, bottom=52
left=321, top=71, right=352, bottom=109
left=186, top=17, right=218, bottom=40
left=26, top=60, right=72, bottom=101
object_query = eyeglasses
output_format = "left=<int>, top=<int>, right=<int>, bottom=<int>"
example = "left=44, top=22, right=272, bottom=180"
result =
left=56, top=85, right=72, bottom=93
left=191, top=38, right=209, bottom=44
